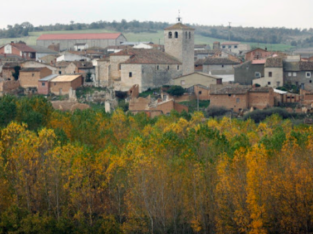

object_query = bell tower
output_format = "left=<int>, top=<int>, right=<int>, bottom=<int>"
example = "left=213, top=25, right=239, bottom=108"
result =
left=164, top=13, right=195, bottom=75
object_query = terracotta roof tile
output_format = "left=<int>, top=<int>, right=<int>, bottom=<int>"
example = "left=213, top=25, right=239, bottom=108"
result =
left=300, top=61, right=313, bottom=71
left=12, top=43, right=36, bottom=52
left=265, top=57, right=283, bottom=67
left=203, top=57, right=240, bottom=65
left=114, top=48, right=181, bottom=65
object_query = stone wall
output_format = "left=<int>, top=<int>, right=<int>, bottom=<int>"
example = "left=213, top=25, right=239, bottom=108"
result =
left=164, top=29, right=194, bottom=75
left=0, top=80, right=20, bottom=96
left=96, top=60, right=110, bottom=87
left=110, top=55, right=130, bottom=80
left=2, top=68, right=15, bottom=80
left=21, top=61, right=57, bottom=74
left=234, top=61, right=264, bottom=85
left=19, top=68, right=52, bottom=88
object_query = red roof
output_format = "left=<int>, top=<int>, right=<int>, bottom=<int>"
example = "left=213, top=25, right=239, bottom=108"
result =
left=37, top=33, right=122, bottom=41
left=10, top=43, right=36, bottom=52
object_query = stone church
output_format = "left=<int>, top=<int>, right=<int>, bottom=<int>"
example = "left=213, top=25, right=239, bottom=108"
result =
left=96, top=18, right=195, bottom=92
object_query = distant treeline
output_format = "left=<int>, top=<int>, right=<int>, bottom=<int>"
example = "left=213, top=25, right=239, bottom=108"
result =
left=2, top=20, right=313, bottom=47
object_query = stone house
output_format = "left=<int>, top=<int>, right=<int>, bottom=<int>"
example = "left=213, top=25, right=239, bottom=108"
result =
left=0, top=79, right=20, bottom=96
left=172, top=72, right=222, bottom=88
left=111, top=48, right=182, bottom=92
left=210, top=85, right=274, bottom=112
left=234, top=59, right=266, bottom=85
left=252, top=57, right=283, bottom=88
left=0, top=42, right=36, bottom=60
left=220, top=42, right=251, bottom=55
left=56, top=61, right=95, bottom=81
left=19, top=67, right=52, bottom=88
left=202, top=57, right=240, bottom=82
left=21, top=60, right=58, bottom=74
left=284, top=61, right=313, bottom=87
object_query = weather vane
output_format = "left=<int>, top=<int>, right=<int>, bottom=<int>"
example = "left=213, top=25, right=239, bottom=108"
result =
left=177, top=10, right=182, bottom=23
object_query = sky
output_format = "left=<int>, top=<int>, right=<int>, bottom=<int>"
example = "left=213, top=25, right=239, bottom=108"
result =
left=1, top=0, right=313, bottom=29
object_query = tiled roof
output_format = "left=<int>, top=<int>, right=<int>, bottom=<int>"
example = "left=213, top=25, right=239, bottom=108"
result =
left=283, top=61, right=300, bottom=71
left=194, top=50, right=216, bottom=55
left=210, top=85, right=250, bottom=95
left=55, top=61, right=93, bottom=69
left=164, top=23, right=195, bottom=31
left=300, top=61, right=313, bottom=71
left=195, top=58, right=205, bottom=66
left=203, top=57, right=240, bottom=65
left=172, top=72, right=221, bottom=80
left=20, top=68, right=44, bottom=72
left=114, top=48, right=181, bottom=65
left=39, top=74, right=58, bottom=81
left=3, top=62, right=20, bottom=68
left=29, top=45, right=58, bottom=54
left=37, top=33, right=122, bottom=41
left=12, top=43, right=36, bottom=52
left=265, top=57, right=283, bottom=67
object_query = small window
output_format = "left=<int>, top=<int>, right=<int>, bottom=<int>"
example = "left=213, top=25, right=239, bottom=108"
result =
left=129, top=72, right=132, bottom=78
left=288, top=72, right=292, bottom=77
left=167, top=66, right=170, bottom=70
left=255, top=72, right=261, bottom=78
left=293, top=72, right=297, bottom=77
left=310, top=80, right=312, bottom=83
left=175, top=32, right=178, bottom=38
left=157, top=65, right=159, bottom=70
left=236, top=98, right=240, bottom=103
left=277, top=81, right=280, bottom=86
left=198, top=91, right=202, bottom=95
left=181, top=80, right=185, bottom=85
left=54, top=82, right=56, bottom=86
left=222, top=46, right=226, bottom=49
left=32, top=73, right=34, bottom=77
left=306, top=72, right=311, bottom=78
left=268, top=82, right=271, bottom=85
left=234, top=45, right=238, bottom=49
left=228, top=94, right=231, bottom=97
left=42, top=82, right=45, bottom=86
left=168, top=32, right=172, bottom=38
left=59, top=71, right=61, bottom=75
left=222, top=65, right=224, bottom=68
left=189, top=32, right=191, bottom=39
left=177, top=65, right=179, bottom=70
left=269, top=72, right=272, bottom=77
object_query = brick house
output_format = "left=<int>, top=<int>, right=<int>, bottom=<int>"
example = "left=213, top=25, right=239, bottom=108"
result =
left=19, top=67, right=52, bottom=88
left=244, top=48, right=272, bottom=61
left=210, top=85, right=274, bottom=112
left=38, top=74, right=58, bottom=95
left=48, top=75, right=83, bottom=95
left=0, top=42, right=36, bottom=60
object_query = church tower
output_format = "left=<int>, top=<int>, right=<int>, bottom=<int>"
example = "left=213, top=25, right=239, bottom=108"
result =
left=164, top=14, right=195, bottom=75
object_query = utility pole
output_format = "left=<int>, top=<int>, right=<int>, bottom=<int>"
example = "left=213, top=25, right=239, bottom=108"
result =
left=228, top=22, right=231, bottom=41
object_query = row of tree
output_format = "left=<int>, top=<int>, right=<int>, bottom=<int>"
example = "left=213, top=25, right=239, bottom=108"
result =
left=2, top=19, right=313, bottom=46
left=0, top=95, right=313, bottom=233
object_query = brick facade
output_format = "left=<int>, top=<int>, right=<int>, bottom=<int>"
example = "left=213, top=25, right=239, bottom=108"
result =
left=49, top=76, right=83, bottom=95
left=19, top=67, right=52, bottom=88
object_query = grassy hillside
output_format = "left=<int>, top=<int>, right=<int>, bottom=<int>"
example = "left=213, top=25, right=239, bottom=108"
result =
left=0, top=29, right=293, bottom=51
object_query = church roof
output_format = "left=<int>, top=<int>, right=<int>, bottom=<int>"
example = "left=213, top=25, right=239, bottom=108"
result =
left=165, top=23, right=195, bottom=31
left=113, top=48, right=181, bottom=65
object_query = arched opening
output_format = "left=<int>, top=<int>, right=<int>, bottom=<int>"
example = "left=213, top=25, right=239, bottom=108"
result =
left=168, top=32, right=172, bottom=38
left=189, top=32, right=191, bottom=39
left=175, top=32, right=178, bottom=38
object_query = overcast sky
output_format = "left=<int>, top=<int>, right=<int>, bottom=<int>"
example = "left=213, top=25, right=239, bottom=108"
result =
left=1, top=0, right=313, bottom=29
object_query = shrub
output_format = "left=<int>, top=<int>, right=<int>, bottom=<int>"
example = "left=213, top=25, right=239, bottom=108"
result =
left=166, top=85, right=185, bottom=96
left=207, top=106, right=229, bottom=118
left=243, top=108, right=291, bottom=123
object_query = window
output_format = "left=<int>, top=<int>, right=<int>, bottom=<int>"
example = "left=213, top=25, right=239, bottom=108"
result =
left=222, top=46, right=226, bottom=49
left=54, top=83, right=56, bottom=86
left=255, top=72, right=261, bottom=78
left=177, top=65, right=179, bottom=70
left=277, top=81, right=280, bottom=87
left=310, top=80, right=312, bottom=83
left=181, top=80, right=185, bottom=85
left=288, top=72, right=291, bottom=77
left=167, top=66, right=170, bottom=70
left=59, top=71, right=61, bottom=75
left=156, top=65, right=159, bottom=70
left=175, top=32, right=178, bottom=38
left=168, top=32, right=172, bottom=38
left=236, top=98, right=240, bottom=103
left=268, top=82, right=271, bottom=85
left=32, top=73, right=34, bottom=77
left=234, top=45, right=238, bottom=49
left=268, top=72, right=272, bottom=77
left=228, top=94, right=231, bottom=97
left=293, top=72, right=297, bottom=77
left=189, top=32, right=191, bottom=39
left=198, top=91, right=202, bottom=95
left=129, top=72, right=132, bottom=78
left=42, top=82, right=45, bottom=86
left=306, top=72, right=311, bottom=78
left=222, top=65, right=224, bottom=68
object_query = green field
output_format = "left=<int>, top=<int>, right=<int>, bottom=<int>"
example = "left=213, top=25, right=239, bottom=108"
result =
left=0, top=29, right=293, bottom=51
